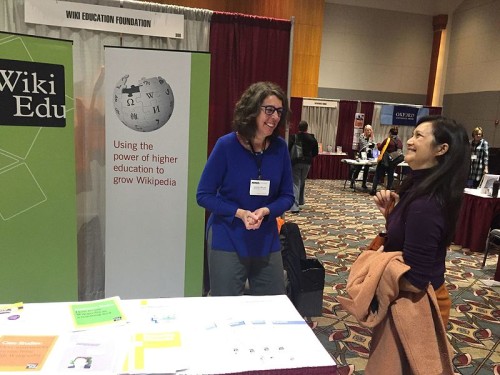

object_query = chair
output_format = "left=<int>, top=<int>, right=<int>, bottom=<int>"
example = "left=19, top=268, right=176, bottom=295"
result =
left=342, top=160, right=375, bottom=190
left=482, top=229, right=500, bottom=268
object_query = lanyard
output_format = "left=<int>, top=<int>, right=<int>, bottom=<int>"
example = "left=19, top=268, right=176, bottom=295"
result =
left=248, top=142, right=265, bottom=180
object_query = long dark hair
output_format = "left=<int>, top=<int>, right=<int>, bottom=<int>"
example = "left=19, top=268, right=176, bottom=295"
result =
left=398, top=115, right=470, bottom=245
left=233, top=81, right=290, bottom=140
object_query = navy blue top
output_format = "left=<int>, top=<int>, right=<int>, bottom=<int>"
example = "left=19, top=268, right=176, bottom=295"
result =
left=197, top=132, right=294, bottom=257
left=384, top=169, right=447, bottom=290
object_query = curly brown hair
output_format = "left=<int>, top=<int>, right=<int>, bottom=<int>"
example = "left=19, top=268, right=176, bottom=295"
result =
left=233, top=81, right=290, bottom=141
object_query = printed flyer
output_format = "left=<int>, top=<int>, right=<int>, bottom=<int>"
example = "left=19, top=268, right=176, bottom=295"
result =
left=0, top=335, right=58, bottom=371
left=122, top=331, right=187, bottom=374
left=69, top=297, right=127, bottom=330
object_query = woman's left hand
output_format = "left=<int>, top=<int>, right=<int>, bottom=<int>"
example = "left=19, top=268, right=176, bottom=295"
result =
left=373, top=190, right=399, bottom=218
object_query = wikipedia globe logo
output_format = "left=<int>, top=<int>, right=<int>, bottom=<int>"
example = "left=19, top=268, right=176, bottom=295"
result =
left=113, top=74, right=174, bottom=132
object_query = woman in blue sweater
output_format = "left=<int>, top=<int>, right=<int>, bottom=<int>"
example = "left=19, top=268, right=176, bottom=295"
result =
left=197, top=82, right=294, bottom=296
left=372, top=115, right=470, bottom=325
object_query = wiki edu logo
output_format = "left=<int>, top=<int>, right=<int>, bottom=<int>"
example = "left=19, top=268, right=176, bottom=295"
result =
left=0, top=58, right=66, bottom=127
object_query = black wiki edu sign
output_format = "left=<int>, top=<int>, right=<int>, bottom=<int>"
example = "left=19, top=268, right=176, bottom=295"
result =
left=0, top=58, right=66, bottom=127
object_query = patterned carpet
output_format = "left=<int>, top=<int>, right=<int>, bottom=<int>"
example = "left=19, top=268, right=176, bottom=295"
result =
left=284, top=179, right=500, bottom=375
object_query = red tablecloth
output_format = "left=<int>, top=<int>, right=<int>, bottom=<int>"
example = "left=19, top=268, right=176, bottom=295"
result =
left=454, top=193, right=500, bottom=252
left=308, top=154, right=349, bottom=180
left=453, top=192, right=500, bottom=281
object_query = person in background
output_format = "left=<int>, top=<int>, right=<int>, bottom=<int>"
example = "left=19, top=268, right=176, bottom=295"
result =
left=196, top=81, right=294, bottom=296
left=368, top=116, right=469, bottom=372
left=350, top=124, right=374, bottom=190
left=468, top=126, right=489, bottom=188
left=370, top=126, right=403, bottom=195
left=288, top=120, right=319, bottom=213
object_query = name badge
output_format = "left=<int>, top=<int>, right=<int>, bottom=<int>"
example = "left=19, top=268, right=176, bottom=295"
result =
left=249, top=179, right=270, bottom=196
left=471, top=155, right=478, bottom=160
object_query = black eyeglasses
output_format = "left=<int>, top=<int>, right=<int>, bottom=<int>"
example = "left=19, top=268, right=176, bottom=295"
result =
left=261, top=105, right=284, bottom=117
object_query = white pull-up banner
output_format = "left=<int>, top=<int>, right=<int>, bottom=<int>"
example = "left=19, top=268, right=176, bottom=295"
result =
left=104, top=46, right=209, bottom=298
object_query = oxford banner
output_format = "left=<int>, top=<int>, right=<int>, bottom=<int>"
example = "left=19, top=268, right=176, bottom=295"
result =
left=380, top=105, right=430, bottom=126
left=104, top=46, right=209, bottom=298
left=0, top=32, right=77, bottom=302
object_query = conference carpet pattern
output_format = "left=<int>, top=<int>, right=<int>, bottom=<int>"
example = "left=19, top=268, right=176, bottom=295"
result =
left=284, top=179, right=499, bottom=375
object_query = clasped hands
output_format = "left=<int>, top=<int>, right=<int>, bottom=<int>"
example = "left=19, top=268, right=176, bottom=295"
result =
left=236, top=207, right=270, bottom=230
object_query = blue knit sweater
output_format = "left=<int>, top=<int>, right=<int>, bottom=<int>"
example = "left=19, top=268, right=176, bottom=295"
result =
left=197, top=132, right=294, bottom=257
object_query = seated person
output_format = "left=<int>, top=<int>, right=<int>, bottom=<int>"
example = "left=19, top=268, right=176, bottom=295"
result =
left=350, top=124, right=375, bottom=190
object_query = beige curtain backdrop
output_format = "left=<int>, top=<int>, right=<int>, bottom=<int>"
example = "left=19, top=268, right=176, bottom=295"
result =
left=302, top=102, right=415, bottom=154
left=1, top=0, right=212, bottom=300
left=301, top=103, right=339, bottom=151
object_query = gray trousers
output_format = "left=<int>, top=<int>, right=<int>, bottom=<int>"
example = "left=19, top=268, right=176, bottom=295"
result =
left=207, top=228, right=285, bottom=296
left=291, top=163, right=311, bottom=211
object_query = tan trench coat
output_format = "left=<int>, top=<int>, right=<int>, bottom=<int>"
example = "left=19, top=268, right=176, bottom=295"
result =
left=338, top=250, right=455, bottom=375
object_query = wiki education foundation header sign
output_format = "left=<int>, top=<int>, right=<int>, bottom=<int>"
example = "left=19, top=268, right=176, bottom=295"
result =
left=24, top=0, right=184, bottom=39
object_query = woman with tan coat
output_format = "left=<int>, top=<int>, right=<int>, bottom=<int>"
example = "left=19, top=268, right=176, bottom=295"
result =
left=341, top=116, right=469, bottom=374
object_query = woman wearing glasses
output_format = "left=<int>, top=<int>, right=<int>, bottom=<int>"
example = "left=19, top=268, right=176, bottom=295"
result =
left=468, top=126, right=489, bottom=188
left=197, top=82, right=294, bottom=296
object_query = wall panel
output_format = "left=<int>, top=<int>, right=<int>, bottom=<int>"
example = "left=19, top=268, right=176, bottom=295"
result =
left=443, top=91, right=500, bottom=147
left=143, top=0, right=325, bottom=98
